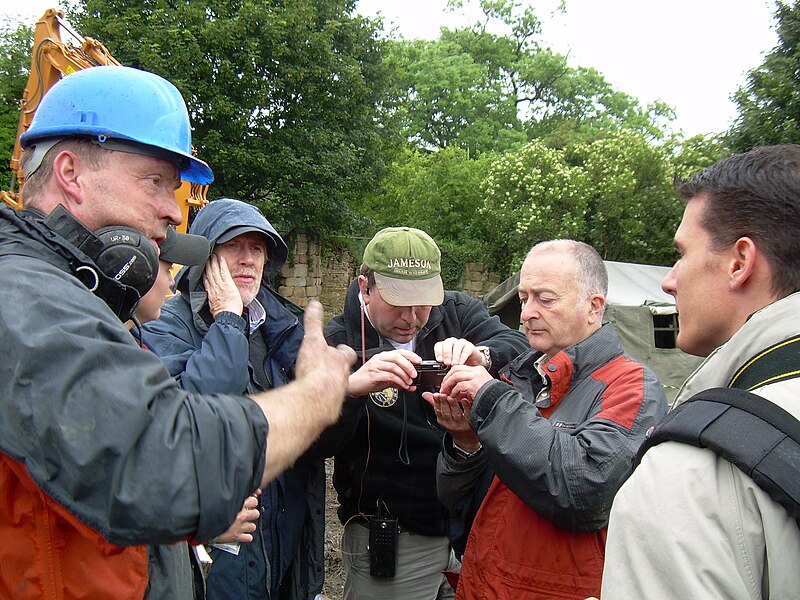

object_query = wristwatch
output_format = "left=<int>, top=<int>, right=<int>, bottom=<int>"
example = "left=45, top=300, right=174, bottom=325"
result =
left=476, top=345, right=492, bottom=371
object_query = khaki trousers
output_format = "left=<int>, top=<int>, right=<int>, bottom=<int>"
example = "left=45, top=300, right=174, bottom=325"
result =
left=341, top=521, right=459, bottom=600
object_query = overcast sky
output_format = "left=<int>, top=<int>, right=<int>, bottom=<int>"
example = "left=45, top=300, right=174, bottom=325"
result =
left=2, top=0, right=780, bottom=137
left=357, top=0, right=780, bottom=137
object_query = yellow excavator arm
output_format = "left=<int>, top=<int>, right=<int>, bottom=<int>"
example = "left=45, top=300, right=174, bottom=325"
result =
left=1, top=9, right=207, bottom=231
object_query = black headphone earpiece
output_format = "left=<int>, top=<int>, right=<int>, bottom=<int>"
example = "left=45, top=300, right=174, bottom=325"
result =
left=41, top=205, right=160, bottom=320
left=93, top=226, right=159, bottom=297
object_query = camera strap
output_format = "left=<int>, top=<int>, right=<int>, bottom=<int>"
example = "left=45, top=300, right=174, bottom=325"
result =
left=360, top=304, right=367, bottom=367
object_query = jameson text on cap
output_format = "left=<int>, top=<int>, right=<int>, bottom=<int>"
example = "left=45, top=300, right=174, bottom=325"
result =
left=363, top=227, right=444, bottom=307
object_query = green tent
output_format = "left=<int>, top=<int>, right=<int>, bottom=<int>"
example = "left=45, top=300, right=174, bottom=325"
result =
left=482, top=260, right=703, bottom=404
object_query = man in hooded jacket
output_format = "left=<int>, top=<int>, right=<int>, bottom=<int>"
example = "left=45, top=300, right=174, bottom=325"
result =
left=143, top=198, right=327, bottom=600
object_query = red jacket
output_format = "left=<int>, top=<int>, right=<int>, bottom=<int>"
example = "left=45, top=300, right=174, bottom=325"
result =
left=456, top=476, right=606, bottom=599
left=452, top=325, right=667, bottom=599
left=0, top=453, right=148, bottom=600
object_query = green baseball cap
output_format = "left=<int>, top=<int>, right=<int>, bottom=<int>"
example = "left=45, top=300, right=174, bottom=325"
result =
left=363, top=227, right=444, bottom=306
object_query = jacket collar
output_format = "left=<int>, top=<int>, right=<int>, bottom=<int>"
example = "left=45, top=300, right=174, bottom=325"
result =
left=504, top=323, right=624, bottom=411
left=675, top=291, right=800, bottom=406
left=508, top=324, right=623, bottom=379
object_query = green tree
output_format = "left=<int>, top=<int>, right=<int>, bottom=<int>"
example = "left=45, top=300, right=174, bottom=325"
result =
left=357, top=146, right=493, bottom=286
left=386, top=38, right=526, bottom=154
left=480, top=141, right=591, bottom=272
left=667, top=134, right=730, bottom=181
left=567, top=131, right=682, bottom=265
left=728, top=1, right=798, bottom=150
left=70, top=0, right=398, bottom=238
left=0, top=19, right=33, bottom=189
left=480, top=131, right=687, bottom=273
left=442, top=1, right=673, bottom=141
left=387, top=0, right=674, bottom=155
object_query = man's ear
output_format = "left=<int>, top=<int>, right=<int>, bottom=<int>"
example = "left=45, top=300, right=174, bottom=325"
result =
left=587, top=294, right=606, bottom=325
left=729, top=237, right=758, bottom=291
left=357, top=275, right=370, bottom=300
left=51, top=149, right=85, bottom=208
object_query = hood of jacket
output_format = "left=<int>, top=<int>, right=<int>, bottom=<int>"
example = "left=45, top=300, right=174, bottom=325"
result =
left=176, top=198, right=288, bottom=294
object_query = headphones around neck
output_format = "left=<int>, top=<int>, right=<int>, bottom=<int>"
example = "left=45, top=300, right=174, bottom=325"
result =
left=43, top=205, right=159, bottom=321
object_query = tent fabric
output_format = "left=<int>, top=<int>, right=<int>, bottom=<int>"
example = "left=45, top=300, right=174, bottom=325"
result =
left=481, top=261, right=703, bottom=405
left=604, top=304, right=701, bottom=403
left=604, top=260, right=674, bottom=306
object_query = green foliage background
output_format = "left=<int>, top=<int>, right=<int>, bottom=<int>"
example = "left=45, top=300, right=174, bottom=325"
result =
left=3, top=0, right=791, bottom=281
left=728, top=1, right=800, bottom=151
left=70, top=0, right=399, bottom=240
left=0, top=19, right=32, bottom=189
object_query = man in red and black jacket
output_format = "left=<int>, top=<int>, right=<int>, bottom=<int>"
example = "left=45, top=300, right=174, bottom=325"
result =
left=431, top=240, right=667, bottom=600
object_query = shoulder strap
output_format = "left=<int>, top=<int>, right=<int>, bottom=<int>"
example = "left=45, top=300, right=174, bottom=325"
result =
left=728, top=334, right=800, bottom=390
left=636, top=387, right=800, bottom=524
left=636, top=335, right=800, bottom=525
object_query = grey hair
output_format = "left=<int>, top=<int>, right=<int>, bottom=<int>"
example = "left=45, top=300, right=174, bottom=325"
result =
left=21, top=138, right=109, bottom=206
left=527, top=239, right=608, bottom=312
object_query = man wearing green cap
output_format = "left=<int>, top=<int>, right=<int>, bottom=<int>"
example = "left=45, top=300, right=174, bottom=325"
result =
left=321, top=227, right=528, bottom=599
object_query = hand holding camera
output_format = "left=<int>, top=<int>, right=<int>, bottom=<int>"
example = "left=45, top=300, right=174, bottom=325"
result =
left=412, top=360, right=451, bottom=387
left=347, top=348, right=423, bottom=396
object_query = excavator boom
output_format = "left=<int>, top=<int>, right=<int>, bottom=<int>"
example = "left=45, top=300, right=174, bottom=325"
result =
left=1, top=9, right=207, bottom=231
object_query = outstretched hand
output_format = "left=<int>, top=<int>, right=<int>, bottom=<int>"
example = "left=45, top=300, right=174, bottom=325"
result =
left=256, top=300, right=356, bottom=487
left=423, top=364, right=492, bottom=454
left=295, top=300, right=357, bottom=423
left=423, top=390, right=480, bottom=452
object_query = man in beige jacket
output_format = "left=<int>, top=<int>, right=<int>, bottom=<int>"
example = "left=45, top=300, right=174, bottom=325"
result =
left=601, top=144, right=800, bottom=599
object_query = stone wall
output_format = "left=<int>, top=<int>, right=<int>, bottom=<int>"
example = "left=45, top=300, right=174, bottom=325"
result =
left=277, top=235, right=358, bottom=322
left=276, top=232, right=321, bottom=308
left=459, top=261, right=503, bottom=298
left=317, top=246, right=358, bottom=322
left=277, top=235, right=501, bottom=321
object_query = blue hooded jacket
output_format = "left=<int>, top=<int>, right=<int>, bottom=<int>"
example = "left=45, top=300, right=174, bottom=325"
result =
left=143, top=199, right=325, bottom=600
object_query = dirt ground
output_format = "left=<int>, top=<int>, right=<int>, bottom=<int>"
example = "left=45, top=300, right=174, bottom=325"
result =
left=322, top=457, right=346, bottom=599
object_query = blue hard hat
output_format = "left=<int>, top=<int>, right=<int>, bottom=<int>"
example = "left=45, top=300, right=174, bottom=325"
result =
left=20, top=65, right=213, bottom=184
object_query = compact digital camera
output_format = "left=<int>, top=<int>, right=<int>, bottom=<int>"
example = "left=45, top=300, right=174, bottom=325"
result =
left=412, top=360, right=450, bottom=387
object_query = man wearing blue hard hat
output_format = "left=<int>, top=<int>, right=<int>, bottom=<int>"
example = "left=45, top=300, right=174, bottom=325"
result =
left=0, top=65, right=355, bottom=599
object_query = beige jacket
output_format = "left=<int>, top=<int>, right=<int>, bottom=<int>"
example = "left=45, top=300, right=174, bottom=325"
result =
left=601, top=291, right=800, bottom=599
